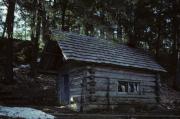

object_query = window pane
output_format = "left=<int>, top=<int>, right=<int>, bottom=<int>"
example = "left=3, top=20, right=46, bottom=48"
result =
left=118, top=81, right=140, bottom=94
left=118, top=81, right=128, bottom=92
left=129, top=82, right=134, bottom=92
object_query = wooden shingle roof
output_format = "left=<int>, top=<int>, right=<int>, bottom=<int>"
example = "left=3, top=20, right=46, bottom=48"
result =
left=52, top=31, right=166, bottom=72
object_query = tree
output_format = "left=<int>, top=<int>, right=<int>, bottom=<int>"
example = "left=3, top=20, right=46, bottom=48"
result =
left=171, top=0, right=180, bottom=89
left=30, top=0, right=42, bottom=77
left=0, top=0, right=179, bottom=90
left=2, top=0, right=16, bottom=82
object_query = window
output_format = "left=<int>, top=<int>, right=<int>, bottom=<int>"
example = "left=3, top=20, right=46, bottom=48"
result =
left=118, top=81, right=140, bottom=94
left=129, top=82, right=140, bottom=94
left=118, top=81, right=128, bottom=93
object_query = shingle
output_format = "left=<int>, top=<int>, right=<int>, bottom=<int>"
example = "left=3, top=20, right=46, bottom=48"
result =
left=52, top=31, right=166, bottom=72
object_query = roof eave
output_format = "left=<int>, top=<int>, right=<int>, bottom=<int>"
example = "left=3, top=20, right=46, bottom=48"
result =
left=66, top=58, right=167, bottom=73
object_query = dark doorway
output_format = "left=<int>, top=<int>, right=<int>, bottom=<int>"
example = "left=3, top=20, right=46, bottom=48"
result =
left=59, top=74, right=69, bottom=105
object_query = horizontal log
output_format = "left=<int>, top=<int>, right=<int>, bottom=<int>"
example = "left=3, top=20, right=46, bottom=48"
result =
left=69, top=68, right=85, bottom=76
left=143, top=90, right=155, bottom=94
left=142, top=86, right=155, bottom=93
left=70, top=76, right=156, bottom=88
left=70, top=80, right=82, bottom=87
left=69, top=81, right=156, bottom=93
left=89, top=97, right=157, bottom=104
left=92, top=67, right=156, bottom=77
left=142, top=81, right=156, bottom=86
left=94, top=77, right=156, bottom=88
left=71, top=75, right=84, bottom=81
left=93, top=85, right=117, bottom=91
left=70, top=91, right=81, bottom=96
left=70, top=88, right=82, bottom=92
left=93, top=71, right=156, bottom=82
left=68, top=67, right=86, bottom=74
left=94, top=78, right=117, bottom=84
left=94, top=91, right=156, bottom=98
left=142, top=85, right=155, bottom=90
left=69, top=74, right=84, bottom=80
left=70, top=83, right=81, bottom=89
left=71, top=96, right=157, bottom=105
left=93, top=85, right=155, bottom=93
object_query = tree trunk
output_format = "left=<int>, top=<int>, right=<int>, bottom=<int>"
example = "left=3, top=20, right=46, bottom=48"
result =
left=42, top=0, right=49, bottom=42
left=128, top=1, right=136, bottom=47
left=30, top=0, right=41, bottom=78
left=156, top=24, right=161, bottom=58
left=2, top=23, right=6, bottom=38
left=172, top=0, right=180, bottom=90
left=61, top=0, right=68, bottom=31
left=155, top=0, right=163, bottom=58
left=4, top=0, right=16, bottom=83
left=176, top=50, right=180, bottom=90
left=30, top=9, right=36, bottom=77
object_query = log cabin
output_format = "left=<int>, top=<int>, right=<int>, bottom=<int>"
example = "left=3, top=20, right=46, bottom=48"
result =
left=40, top=30, right=166, bottom=111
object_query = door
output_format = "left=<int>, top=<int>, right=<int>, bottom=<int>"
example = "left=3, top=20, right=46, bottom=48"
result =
left=59, top=74, right=69, bottom=105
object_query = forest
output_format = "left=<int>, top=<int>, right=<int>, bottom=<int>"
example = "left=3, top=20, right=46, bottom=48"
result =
left=1, top=0, right=179, bottom=86
left=0, top=0, right=180, bottom=118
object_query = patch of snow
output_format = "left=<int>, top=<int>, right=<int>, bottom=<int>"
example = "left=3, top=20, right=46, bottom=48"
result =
left=18, top=64, right=30, bottom=69
left=0, top=106, right=54, bottom=119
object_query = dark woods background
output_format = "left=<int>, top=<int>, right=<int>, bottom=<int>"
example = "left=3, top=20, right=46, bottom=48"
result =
left=0, top=0, right=180, bottom=89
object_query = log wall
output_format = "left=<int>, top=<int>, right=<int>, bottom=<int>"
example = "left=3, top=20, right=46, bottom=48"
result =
left=85, top=67, right=157, bottom=106
left=58, top=66, right=159, bottom=111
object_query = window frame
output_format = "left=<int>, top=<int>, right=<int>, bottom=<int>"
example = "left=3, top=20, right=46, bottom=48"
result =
left=118, top=81, right=129, bottom=94
left=117, top=80, right=141, bottom=95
